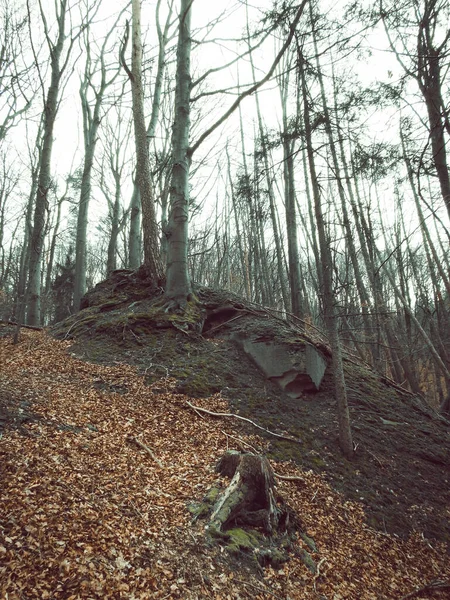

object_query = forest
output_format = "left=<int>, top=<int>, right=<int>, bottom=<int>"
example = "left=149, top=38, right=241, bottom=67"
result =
left=1, top=1, right=450, bottom=597
left=0, top=0, right=449, bottom=416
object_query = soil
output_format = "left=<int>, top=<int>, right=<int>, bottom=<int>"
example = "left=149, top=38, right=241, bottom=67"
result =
left=37, top=269, right=450, bottom=547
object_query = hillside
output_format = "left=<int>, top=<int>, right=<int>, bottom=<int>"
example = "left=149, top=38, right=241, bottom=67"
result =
left=1, top=273, right=450, bottom=599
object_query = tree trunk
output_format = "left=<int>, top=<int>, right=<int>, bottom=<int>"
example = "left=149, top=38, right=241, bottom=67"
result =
left=300, top=55, right=354, bottom=459
left=131, top=0, right=164, bottom=281
left=165, top=0, right=193, bottom=306
left=128, top=185, right=141, bottom=269
left=106, top=168, right=122, bottom=275
left=279, top=63, right=303, bottom=317
left=208, top=452, right=280, bottom=535
left=27, top=1, right=68, bottom=326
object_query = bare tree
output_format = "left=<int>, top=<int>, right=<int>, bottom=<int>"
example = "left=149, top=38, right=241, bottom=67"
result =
left=165, top=0, right=308, bottom=307
left=26, top=0, right=98, bottom=325
left=0, top=0, right=36, bottom=142
left=121, top=0, right=165, bottom=281
left=380, top=0, right=450, bottom=221
left=73, top=5, right=128, bottom=310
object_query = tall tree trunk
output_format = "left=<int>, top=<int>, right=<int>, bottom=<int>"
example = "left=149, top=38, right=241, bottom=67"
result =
left=131, top=0, right=164, bottom=280
left=73, top=10, right=124, bottom=309
left=300, top=54, right=353, bottom=459
left=27, top=0, right=68, bottom=325
left=226, top=147, right=250, bottom=298
left=165, top=0, right=192, bottom=305
left=248, top=59, right=289, bottom=310
left=279, top=65, right=303, bottom=317
left=127, top=0, right=173, bottom=271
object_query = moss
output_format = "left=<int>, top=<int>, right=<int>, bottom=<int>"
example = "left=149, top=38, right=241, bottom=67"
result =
left=187, top=501, right=210, bottom=521
left=310, top=454, right=327, bottom=468
left=298, top=548, right=317, bottom=573
left=299, top=531, right=317, bottom=553
left=204, top=486, right=221, bottom=503
left=257, top=548, right=289, bottom=568
left=225, top=528, right=263, bottom=554
left=187, top=486, right=222, bottom=523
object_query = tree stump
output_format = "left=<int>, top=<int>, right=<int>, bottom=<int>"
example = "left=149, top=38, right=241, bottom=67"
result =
left=188, top=451, right=317, bottom=570
left=207, top=451, right=286, bottom=535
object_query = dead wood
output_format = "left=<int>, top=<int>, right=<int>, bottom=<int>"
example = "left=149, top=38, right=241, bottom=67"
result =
left=208, top=451, right=284, bottom=535
left=399, top=579, right=450, bottom=600
left=185, top=401, right=300, bottom=444
left=127, top=435, right=163, bottom=468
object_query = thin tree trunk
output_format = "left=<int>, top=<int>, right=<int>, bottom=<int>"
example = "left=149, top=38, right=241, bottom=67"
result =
left=165, top=0, right=192, bottom=305
left=279, top=64, right=303, bottom=317
left=130, top=0, right=164, bottom=280
left=300, top=55, right=353, bottom=459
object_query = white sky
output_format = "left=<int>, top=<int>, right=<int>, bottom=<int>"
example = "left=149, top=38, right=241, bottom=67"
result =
left=2, top=0, right=446, bottom=262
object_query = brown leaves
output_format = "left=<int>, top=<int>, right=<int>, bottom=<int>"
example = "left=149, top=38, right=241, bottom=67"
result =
left=0, top=328, right=449, bottom=599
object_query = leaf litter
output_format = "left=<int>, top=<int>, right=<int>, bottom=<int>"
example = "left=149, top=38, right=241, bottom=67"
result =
left=0, top=328, right=449, bottom=599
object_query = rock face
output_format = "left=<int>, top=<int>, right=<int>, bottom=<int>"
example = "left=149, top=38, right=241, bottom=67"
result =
left=231, top=334, right=327, bottom=398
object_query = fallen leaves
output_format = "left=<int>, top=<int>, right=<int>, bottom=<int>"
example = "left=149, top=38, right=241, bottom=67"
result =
left=0, top=328, right=449, bottom=599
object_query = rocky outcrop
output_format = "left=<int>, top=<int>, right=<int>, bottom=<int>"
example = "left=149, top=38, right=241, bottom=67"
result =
left=232, top=334, right=326, bottom=397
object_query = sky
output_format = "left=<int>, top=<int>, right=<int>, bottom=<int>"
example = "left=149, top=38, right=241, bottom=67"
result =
left=2, top=0, right=443, bottom=264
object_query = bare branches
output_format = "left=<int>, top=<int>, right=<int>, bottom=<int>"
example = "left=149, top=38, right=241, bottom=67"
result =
left=185, top=401, right=301, bottom=444
left=188, top=0, right=308, bottom=156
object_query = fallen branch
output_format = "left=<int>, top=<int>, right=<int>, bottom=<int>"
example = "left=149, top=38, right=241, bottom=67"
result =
left=0, top=320, right=43, bottom=331
left=127, top=435, right=163, bottom=468
left=274, top=472, right=305, bottom=484
left=185, top=401, right=301, bottom=444
left=399, top=579, right=450, bottom=600
left=204, top=313, right=246, bottom=334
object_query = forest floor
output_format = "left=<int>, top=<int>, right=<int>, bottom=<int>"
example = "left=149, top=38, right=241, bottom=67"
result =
left=1, top=275, right=450, bottom=598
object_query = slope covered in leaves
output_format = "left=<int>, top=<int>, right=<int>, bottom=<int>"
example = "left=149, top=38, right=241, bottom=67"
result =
left=1, top=326, right=449, bottom=599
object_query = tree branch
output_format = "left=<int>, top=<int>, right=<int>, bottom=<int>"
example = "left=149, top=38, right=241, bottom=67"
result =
left=185, top=401, right=301, bottom=444
left=188, top=0, right=308, bottom=157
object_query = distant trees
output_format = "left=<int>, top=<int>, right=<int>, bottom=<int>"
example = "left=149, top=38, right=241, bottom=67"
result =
left=0, top=0, right=447, bottom=422
left=380, top=0, right=450, bottom=221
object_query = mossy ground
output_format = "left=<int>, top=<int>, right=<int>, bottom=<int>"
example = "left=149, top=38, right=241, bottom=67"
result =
left=49, top=273, right=450, bottom=548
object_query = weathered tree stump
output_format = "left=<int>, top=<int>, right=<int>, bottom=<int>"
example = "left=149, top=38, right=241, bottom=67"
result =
left=207, top=451, right=286, bottom=535
left=188, top=451, right=317, bottom=570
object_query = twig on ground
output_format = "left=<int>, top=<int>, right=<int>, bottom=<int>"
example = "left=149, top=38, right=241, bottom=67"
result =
left=127, top=435, right=163, bottom=468
left=185, top=401, right=301, bottom=444
left=274, top=472, right=306, bottom=484
left=313, top=557, right=327, bottom=595
left=0, top=320, right=43, bottom=331
left=220, top=430, right=261, bottom=454
left=398, top=579, right=450, bottom=600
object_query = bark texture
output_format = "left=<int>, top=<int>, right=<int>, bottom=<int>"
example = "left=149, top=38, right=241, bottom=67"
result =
left=27, top=1, right=68, bottom=325
left=131, top=0, right=164, bottom=281
left=208, top=451, right=282, bottom=535
left=165, top=0, right=193, bottom=305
